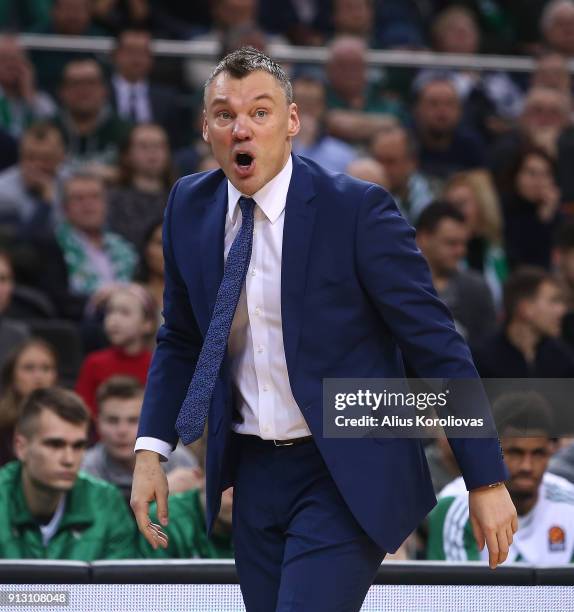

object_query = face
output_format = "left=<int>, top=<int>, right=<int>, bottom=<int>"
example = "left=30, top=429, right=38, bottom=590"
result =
left=0, top=37, right=26, bottom=89
left=13, top=346, right=58, bottom=397
left=370, top=131, right=415, bottom=191
left=98, top=396, right=142, bottom=462
left=20, top=132, right=65, bottom=182
left=502, top=435, right=553, bottom=501
left=555, top=247, right=574, bottom=286
left=64, top=177, right=107, bottom=232
left=15, top=410, right=88, bottom=492
left=515, top=154, right=555, bottom=204
left=114, top=32, right=153, bottom=82
left=521, top=90, right=569, bottom=132
left=346, top=159, right=387, bottom=187
left=532, top=54, right=571, bottom=94
left=0, top=256, right=14, bottom=313
left=128, top=126, right=169, bottom=178
left=546, top=5, right=574, bottom=55
left=443, top=182, right=480, bottom=233
left=145, top=225, right=164, bottom=277
left=60, top=62, right=107, bottom=119
left=334, top=0, right=372, bottom=35
left=418, top=218, right=468, bottom=276
left=327, top=45, right=366, bottom=100
left=293, top=79, right=325, bottom=120
left=104, top=290, right=152, bottom=347
left=53, top=0, right=91, bottom=35
left=416, top=82, right=461, bottom=136
left=521, top=281, right=566, bottom=337
left=436, top=13, right=479, bottom=54
left=203, top=70, right=300, bottom=196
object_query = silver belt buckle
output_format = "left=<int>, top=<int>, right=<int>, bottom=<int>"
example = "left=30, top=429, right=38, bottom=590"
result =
left=273, top=439, right=294, bottom=447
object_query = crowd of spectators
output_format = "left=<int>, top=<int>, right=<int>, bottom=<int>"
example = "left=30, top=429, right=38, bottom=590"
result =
left=1, top=0, right=574, bottom=564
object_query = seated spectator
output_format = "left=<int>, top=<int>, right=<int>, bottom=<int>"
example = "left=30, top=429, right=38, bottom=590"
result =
left=135, top=219, right=164, bottom=320
left=345, top=157, right=387, bottom=187
left=0, top=387, right=137, bottom=559
left=0, top=122, right=65, bottom=233
left=108, top=123, right=173, bottom=249
left=0, top=34, right=56, bottom=139
left=443, top=170, right=508, bottom=306
left=413, top=76, right=487, bottom=182
left=324, top=36, right=405, bottom=144
left=29, top=0, right=105, bottom=94
left=427, top=391, right=574, bottom=563
left=416, top=202, right=497, bottom=347
left=0, top=339, right=58, bottom=467
left=56, top=172, right=138, bottom=303
left=549, top=438, right=574, bottom=484
left=553, top=221, right=574, bottom=348
left=291, top=75, right=357, bottom=173
left=490, top=86, right=572, bottom=192
left=185, top=0, right=285, bottom=90
left=75, top=284, right=155, bottom=415
left=258, top=0, right=331, bottom=46
left=53, top=59, right=131, bottom=174
left=0, top=252, right=30, bottom=369
left=473, top=267, right=574, bottom=377
left=502, top=147, right=561, bottom=270
left=424, top=435, right=461, bottom=495
left=370, top=125, right=435, bottom=223
left=531, top=51, right=572, bottom=101
left=330, top=0, right=380, bottom=48
left=418, top=6, right=523, bottom=137
left=110, top=29, right=186, bottom=148
left=82, top=376, right=199, bottom=504
left=541, top=0, right=574, bottom=57
left=138, top=436, right=233, bottom=559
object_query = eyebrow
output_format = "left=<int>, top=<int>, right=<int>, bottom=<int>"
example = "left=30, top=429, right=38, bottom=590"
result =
left=210, top=93, right=276, bottom=106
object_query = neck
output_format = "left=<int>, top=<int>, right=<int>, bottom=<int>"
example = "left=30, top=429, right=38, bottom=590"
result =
left=109, top=450, right=136, bottom=471
left=116, top=338, right=146, bottom=356
left=420, top=129, right=453, bottom=150
left=69, top=112, right=100, bottom=136
left=430, top=268, right=452, bottom=292
left=21, top=470, right=63, bottom=520
left=506, top=320, right=541, bottom=364
left=75, top=227, right=103, bottom=246
left=512, top=490, right=538, bottom=516
left=133, top=174, right=163, bottom=194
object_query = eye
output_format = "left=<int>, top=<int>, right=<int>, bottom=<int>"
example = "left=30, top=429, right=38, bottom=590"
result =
left=255, top=109, right=268, bottom=118
left=217, top=111, right=232, bottom=120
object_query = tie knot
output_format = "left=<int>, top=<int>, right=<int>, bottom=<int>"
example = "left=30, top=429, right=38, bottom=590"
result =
left=238, top=196, right=255, bottom=218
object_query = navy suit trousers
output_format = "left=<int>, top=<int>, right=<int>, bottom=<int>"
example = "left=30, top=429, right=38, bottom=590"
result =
left=231, top=432, right=386, bottom=612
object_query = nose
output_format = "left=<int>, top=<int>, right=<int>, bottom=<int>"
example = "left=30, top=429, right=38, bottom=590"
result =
left=232, top=117, right=252, bottom=141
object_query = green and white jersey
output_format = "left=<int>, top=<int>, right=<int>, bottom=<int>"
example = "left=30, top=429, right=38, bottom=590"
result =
left=427, top=473, right=574, bottom=563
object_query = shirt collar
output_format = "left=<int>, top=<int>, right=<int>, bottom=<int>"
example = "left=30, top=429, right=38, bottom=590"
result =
left=227, top=154, right=292, bottom=225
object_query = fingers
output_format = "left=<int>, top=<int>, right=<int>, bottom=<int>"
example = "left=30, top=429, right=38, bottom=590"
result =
left=156, top=486, right=169, bottom=527
left=484, top=528, right=499, bottom=570
left=131, top=499, right=158, bottom=549
left=511, top=513, right=518, bottom=534
left=470, top=515, right=485, bottom=551
left=495, top=528, right=510, bottom=567
left=149, top=521, right=169, bottom=549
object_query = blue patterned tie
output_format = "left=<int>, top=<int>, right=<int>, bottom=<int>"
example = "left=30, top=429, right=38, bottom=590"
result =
left=175, top=196, right=255, bottom=444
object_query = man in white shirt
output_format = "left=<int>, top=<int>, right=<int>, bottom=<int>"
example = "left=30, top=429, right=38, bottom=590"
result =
left=131, top=48, right=517, bottom=612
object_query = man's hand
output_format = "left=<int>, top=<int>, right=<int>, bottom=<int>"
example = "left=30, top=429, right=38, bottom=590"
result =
left=468, top=483, right=518, bottom=569
left=130, top=450, right=169, bottom=550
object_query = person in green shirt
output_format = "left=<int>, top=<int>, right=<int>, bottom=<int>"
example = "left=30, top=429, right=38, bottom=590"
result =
left=0, top=386, right=137, bottom=560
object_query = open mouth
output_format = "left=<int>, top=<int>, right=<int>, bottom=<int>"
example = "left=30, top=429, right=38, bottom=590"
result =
left=234, top=152, right=255, bottom=177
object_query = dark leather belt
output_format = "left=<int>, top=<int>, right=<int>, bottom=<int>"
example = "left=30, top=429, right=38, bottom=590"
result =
left=234, top=432, right=313, bottom=447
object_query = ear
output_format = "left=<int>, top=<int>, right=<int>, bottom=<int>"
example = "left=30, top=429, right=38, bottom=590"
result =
left=13, top=432, right=27, bottom=462
left=287, top=103, right=301, bottom=138
left=202, top=111, right=210, bottom=144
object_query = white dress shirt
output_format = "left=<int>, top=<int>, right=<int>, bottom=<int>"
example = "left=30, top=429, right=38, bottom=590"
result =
left=135, top=156, right=310, bottom=460
left=112, top=74, right=152, bottom=123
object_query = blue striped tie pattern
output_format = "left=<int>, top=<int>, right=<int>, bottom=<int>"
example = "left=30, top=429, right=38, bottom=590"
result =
left=175, top=196, right=256, bottom=444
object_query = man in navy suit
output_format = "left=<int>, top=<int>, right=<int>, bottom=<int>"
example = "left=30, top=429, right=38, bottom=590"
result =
left=131, top=48, right=517, bottom=611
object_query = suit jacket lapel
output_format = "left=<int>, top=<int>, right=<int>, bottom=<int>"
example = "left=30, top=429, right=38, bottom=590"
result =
left=282, top=155, right=317, bottom=380
left=200, top=177, right=227, bottom=324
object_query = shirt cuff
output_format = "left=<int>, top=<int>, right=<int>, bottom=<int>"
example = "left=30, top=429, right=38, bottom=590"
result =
left=134, top=437, right=172, bottom=462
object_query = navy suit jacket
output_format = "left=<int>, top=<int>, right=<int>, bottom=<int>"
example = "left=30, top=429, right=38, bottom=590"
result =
left=138, top=154, right=507, bottom=553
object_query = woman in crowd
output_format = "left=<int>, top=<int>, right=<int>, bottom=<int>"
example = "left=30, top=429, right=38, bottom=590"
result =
left=135, top=219, right=164, bottom=324
left=0, top=338, right=58, bottom=465
left=443, top=169, right=508, bottom=306
left=501, top=146, right=561, bottom=270
left=108, top=123, right=175, bottom=249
